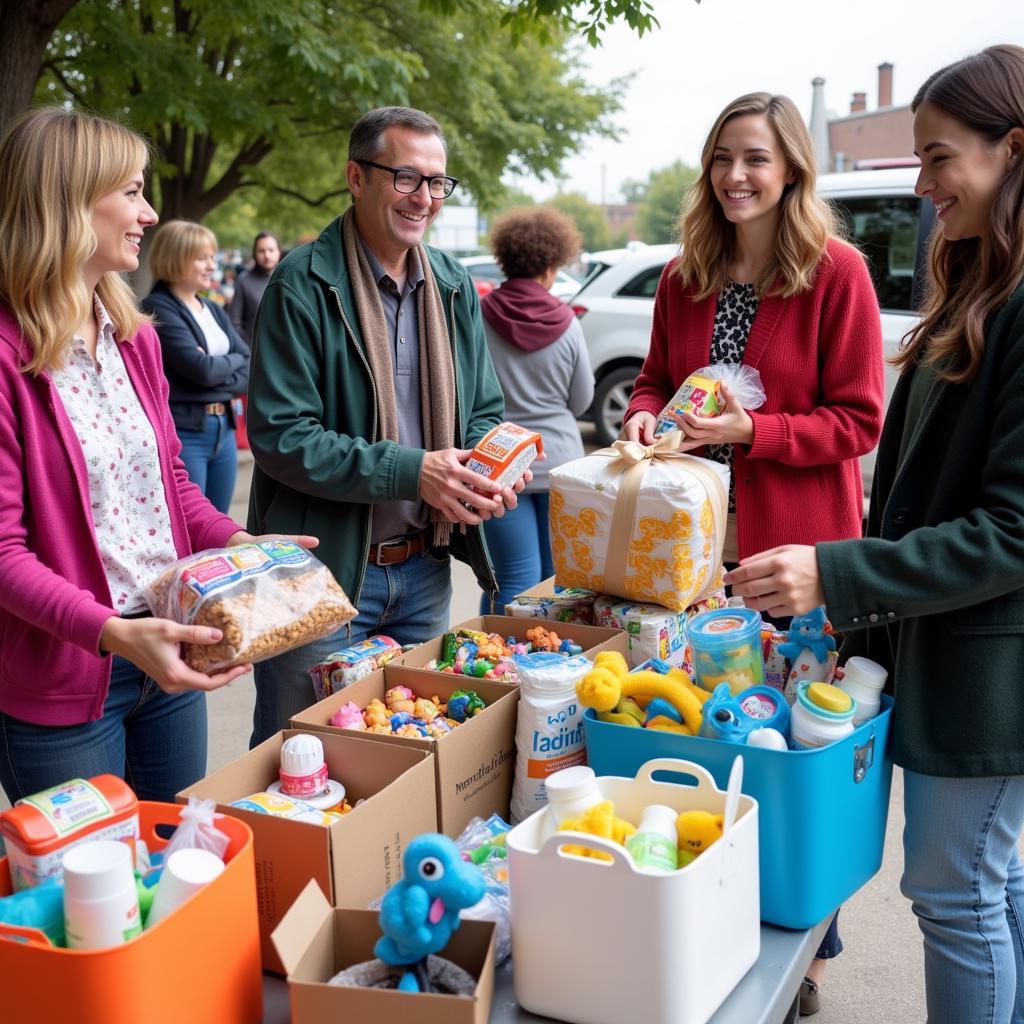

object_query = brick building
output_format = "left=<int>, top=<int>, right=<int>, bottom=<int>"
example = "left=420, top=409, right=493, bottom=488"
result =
left=809, top=63, right=915, bottom=173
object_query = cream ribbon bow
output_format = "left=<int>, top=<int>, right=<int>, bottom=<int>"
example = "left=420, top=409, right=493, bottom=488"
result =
left=594, top=429, right=727, bottom=604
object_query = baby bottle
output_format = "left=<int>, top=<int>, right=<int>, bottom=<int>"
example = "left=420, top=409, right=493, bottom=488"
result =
left=268, top=734, right=346, bottom=811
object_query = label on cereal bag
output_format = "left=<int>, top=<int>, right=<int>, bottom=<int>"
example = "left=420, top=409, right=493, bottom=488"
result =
left=18, top=778, right=113, bottom=838
left=174, top=541, right=310, bottom=621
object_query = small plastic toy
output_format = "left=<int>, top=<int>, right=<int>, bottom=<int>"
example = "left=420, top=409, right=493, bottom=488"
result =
left=675, top=810, right=724, bottom=866
left=699, top=683, right=791, bottom=744
left=447, top=689, right=487, bottom=723
left=328, top=701, right=366, bottom=730
left=375, top=833, right=487, bottom=992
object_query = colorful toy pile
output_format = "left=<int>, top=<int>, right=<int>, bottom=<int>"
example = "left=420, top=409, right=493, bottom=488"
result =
left=327, top=684, right=487, bottom=739
left=425, top=626, right=583, bottom=682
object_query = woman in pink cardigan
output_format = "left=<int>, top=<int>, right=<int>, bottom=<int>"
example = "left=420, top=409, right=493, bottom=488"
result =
left=0, top=108, right=313, bottom=805
left=623, top=93, right=885, bottom=1015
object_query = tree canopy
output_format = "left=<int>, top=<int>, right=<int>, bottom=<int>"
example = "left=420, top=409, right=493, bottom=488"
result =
left=623, top=159, right=701, bottom=243
left=546, top=192, right=612, bottom=251
left=1, top=0, right=664, bottom=243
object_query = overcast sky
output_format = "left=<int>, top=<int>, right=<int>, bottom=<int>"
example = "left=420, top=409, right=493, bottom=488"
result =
left=510, top=0, right=1024, bottom=204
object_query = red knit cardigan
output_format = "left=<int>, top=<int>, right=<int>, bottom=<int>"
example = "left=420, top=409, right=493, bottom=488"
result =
left=626, top=238, right=885, bottom=560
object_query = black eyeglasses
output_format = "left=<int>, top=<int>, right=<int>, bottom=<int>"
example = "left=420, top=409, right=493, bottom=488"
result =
left=357, top=160, right=458, bottom=200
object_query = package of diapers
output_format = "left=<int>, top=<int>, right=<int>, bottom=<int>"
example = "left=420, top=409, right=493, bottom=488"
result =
left=504, top=582, right=597, bottom=623
left=549, top=433, right=729, bottom=612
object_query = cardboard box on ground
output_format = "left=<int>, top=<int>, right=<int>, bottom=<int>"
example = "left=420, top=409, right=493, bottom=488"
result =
left=178, top=729, right=436, bottom=974
left=272, top=880, right=496, bottom=1024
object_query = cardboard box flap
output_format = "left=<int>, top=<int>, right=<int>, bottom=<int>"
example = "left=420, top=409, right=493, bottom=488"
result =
left=271, top=879, right=333, bottom=977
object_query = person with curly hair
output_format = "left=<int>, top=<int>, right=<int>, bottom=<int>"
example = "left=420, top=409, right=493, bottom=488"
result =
left=479, top=206, right=594, bottom=612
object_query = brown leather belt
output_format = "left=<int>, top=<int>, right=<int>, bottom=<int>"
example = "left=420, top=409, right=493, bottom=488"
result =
left=204, top=402, right=227, bottom=415
left=367, top=531, right=428, bottom=566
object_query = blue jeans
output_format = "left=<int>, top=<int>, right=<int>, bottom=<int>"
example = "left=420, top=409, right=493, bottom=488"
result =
left=250, top=547, right=453, bottom=747
left=479, top=492, right=553, bottom=614
left=0, top=656, right=207, bottom=805
left=903, top=770, right=1024, bottom=1023
left=177, top=412, right=237, bottom=514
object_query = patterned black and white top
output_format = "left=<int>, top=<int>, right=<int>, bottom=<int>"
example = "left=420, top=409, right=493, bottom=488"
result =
left=706, top=281, right=759, bottom=511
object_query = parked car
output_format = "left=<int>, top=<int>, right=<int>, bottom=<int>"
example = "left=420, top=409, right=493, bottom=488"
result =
left=575, top=167, right=933, bottom=502
left=459, top=254, right=581, bottom=301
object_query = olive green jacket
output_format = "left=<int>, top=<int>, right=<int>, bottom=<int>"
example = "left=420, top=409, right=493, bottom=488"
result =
left=817, top=282, right=1024, bottom=776
left=246, top=217, right=503, bottom=606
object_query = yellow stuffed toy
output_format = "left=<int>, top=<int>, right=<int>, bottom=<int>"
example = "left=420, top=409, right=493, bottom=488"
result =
left=676, top=810, right=724, bottom=866
left=578, top=650, right=705, bottom=733
left=558, top=800, right=637, bottom=862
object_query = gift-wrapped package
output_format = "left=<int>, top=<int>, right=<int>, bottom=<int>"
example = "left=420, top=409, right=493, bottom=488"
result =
left=549, top=432, right=728, bottom=613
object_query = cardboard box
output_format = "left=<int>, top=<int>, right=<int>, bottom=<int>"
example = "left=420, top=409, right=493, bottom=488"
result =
left=272, top=881, right=496, bottom=1024
left=178, top=729, right=437, bottom=973
left=291, top=666, right=520, bottom=839
left=395, top=614, right=627, bottom=671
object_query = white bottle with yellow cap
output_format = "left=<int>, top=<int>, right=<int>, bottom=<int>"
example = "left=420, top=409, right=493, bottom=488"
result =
left=790, top=682, right=857, bottom=750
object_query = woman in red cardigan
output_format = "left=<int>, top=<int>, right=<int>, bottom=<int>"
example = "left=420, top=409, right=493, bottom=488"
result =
left=625, top=92, right=884, bottom=568
left=623, top=92, right=885, bottom=1016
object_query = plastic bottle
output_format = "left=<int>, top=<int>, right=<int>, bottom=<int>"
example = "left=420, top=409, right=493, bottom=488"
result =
left=544, top=766, right=603, bottom=837
left=790, top=682, right=857, bottom=750
left=267, top=733, right=346, bottom=810
left=62, top=839, right=142, bottom=949
left=625, top=804, right=679, bottom=872
left=146, top=848, right=225, bottom=928
left=836, top=657, right=887, bottom=724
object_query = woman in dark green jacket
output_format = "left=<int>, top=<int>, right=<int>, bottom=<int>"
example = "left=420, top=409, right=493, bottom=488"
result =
left=727, top=45, right=1024, bottom=1023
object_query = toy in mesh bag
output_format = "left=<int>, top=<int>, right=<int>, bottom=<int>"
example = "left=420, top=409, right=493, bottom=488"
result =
left=143, top=540, right=356, bottom=672
left=655, top=364, right=766, bottom=436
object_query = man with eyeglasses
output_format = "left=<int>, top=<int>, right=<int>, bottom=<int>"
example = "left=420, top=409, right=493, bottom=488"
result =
left=246, top=106, right=524, bottom=745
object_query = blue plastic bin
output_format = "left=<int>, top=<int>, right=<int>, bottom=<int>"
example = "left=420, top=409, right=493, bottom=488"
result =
left=584, top=694, right=893, bottom=929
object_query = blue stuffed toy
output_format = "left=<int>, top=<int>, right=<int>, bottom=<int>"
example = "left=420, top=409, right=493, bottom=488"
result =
left=375, top=833, right=486, bottom=992
left=777, top=606, right=836, bottom=663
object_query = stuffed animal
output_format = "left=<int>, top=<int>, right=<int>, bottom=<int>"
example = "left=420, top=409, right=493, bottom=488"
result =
left=375, top=833, right=486, bottom=992
left=329, top=701, right=366, bottom=730
left=676, top=810, right=724, bottom=866
left=779, top=606, right=837, bottom=700
left=363, top=698, right=390, bottom=729
left=577, top=650, right=704, bottom=733
left=558, top=800, right=637, bottom=862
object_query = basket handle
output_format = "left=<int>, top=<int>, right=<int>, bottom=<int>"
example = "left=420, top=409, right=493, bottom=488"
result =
left=534, top=830, right=638, bottom=876
left=0, top=922, right=53, bottom=948
left=633, top=757, right=720, bottom=792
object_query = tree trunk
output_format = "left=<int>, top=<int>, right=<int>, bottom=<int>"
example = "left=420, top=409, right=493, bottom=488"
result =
left=0, top=1, right=81, bottom=137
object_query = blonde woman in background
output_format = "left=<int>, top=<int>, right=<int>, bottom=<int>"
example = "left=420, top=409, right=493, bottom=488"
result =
left=623, top=92, right=886, bottom=1015
left=0, top=108, right=311, bottom=805
left=142, top=220, right=250, bottom=513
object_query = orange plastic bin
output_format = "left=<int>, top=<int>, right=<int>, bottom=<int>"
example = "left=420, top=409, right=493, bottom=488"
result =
left=0, top=802, right=262, bottom=1024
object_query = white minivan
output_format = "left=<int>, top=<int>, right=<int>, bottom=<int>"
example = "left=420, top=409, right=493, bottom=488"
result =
left=575, top=167, right=934, bottom=498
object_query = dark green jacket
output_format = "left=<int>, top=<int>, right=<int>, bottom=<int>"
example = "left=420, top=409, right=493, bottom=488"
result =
left=246, top=216, right=503, bottom=606
left=817, top=282, right=1024, bottom=777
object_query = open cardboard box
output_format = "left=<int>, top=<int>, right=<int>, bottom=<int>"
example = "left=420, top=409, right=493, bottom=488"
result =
left=291, top=666, right=519, bottom=838
left=178, top=728, right=437, bottom=973
left=395, top=614, right=627, bottom=673
left=272, top=880, right=496, bottom=1024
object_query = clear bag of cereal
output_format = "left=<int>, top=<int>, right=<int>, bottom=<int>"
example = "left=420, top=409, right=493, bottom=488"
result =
left=143, top=540, right=357, bottom=672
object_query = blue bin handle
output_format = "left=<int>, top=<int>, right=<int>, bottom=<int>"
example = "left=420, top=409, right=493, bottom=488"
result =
left=635, top=757, right=722, bottom=793
left=853, top=728, right=876, bottom=784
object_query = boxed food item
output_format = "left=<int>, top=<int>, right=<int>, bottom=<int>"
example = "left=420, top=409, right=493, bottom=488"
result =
left=178, top=729, right=436, bottom=973
left=0, top=775, right=139, bottom=892
left=272, top=882, right=496, bottom=1024
left=144, top=540, right=356, bottom=672
left=466, top=422, right=543, bottom=489
left=550, top=446, right=729, bottom=612
left=654, top=364, right=766, bottom=437
left=310, top=635, right=403, bottom=700
left=504, top=577, right=597, bottom=623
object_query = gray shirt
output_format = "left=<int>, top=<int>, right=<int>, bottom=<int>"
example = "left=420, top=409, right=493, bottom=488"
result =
left=229, top=267, right=272, bottom=345
left=483, top=317, right=594, bottom=491
left=360, top=240, right=431, bottom=543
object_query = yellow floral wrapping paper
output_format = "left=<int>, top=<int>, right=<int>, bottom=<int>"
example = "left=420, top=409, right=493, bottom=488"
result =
left=549, top=441, right=729, bottom=612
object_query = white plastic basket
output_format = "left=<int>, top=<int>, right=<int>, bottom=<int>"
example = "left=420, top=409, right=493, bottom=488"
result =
left=507, top=757, right=759, bottom=1024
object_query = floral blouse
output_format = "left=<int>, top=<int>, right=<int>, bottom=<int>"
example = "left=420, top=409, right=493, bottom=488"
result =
left=50, top=297, right=178, bottom=613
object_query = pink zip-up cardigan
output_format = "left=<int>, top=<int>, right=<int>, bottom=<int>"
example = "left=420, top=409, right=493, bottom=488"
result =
left=0, top=306, right=242, bottom=725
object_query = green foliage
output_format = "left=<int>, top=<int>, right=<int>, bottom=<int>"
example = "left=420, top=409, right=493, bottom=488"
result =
left=624, top=160, right=701, bottom=243
left=36, top=0, right=627, bottom=228
left=546, top=191, right=611, bottom=251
